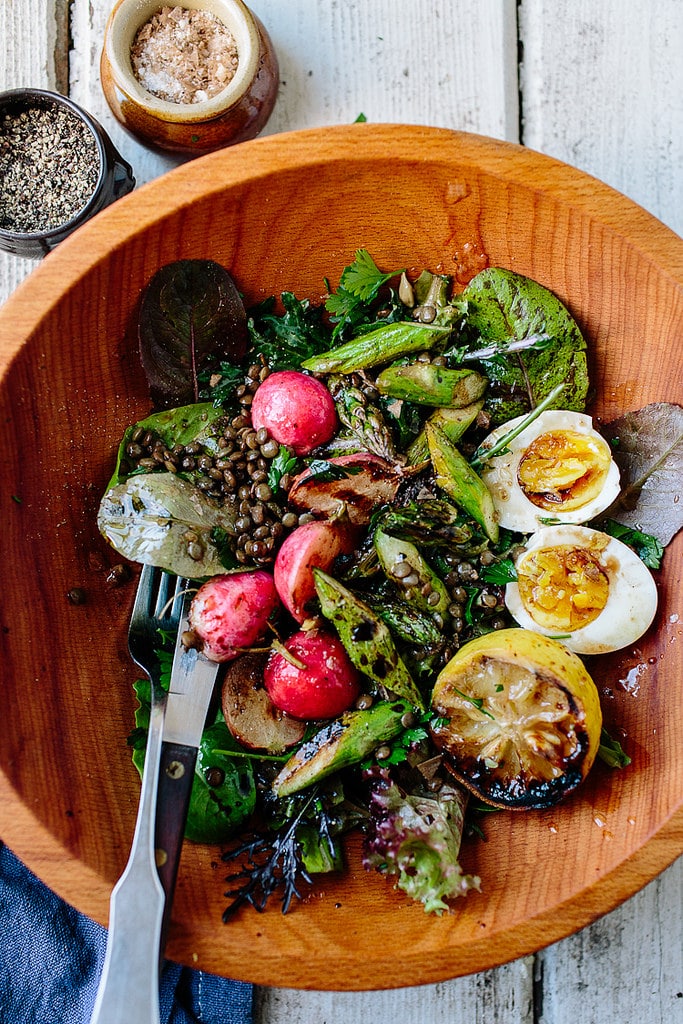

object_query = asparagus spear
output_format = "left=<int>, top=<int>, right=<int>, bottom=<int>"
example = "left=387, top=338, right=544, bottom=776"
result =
left=272, top=699, right=412, bottom=797
left=374, top=363, right=487, bottom=408
left=406, top=400, right=484, bottom=465
left=301, top=321, right=451, bottom=375
left=326, top=376, right=397, bottom=460
left=313, top=569, right=425, bottom=710
left=426, top=421, right=499, bottom=543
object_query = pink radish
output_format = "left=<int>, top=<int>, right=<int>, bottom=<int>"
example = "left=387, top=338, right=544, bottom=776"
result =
left=274, top=520, right=359, bottom=623
left=189, top=570, right=280, bottom=663
left=264, top=629, right=361, bottom=720
left=250, top=370, right=337, bottom=455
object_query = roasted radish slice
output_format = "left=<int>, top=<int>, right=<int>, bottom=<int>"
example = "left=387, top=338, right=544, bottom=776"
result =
left=430, top=628, right=602, bottom=810
left=287, top=453, right=402, bottom=525
left=264, top=629, right=362, bottom=720
left=221, top=652, right=305, bottom=753
left=189, top=570, right=280, bottom=662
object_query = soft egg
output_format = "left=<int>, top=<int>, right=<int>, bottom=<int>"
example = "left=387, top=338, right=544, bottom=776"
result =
left=505, top=524, right=658, bottom=654
left=480, top=410, right=620, bottom=532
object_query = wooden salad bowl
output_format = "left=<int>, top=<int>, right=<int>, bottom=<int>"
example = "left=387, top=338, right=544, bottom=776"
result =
left=0, top=125, right=681, bottom=990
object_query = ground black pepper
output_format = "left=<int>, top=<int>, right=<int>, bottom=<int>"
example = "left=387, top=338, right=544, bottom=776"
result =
left=0, top=105, right=100, bottom=233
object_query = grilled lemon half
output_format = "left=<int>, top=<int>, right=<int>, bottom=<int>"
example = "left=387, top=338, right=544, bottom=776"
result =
left=430, top=628, right=602, bottom=810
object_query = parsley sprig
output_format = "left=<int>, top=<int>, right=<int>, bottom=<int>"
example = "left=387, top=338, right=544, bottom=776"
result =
left=325, top=249, right=403, bottom=339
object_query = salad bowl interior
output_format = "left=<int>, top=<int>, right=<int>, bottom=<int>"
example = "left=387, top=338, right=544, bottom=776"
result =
left=0, top=124, right=681, bottom=990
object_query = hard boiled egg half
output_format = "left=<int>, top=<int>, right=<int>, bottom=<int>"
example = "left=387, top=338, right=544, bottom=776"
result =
left=480, top=410, right=620, bottom=533
left=505, top=525, right=658, bottom=654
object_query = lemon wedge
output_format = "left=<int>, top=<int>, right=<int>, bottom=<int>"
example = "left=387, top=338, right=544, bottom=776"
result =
left=430, top=628, right=602, bottom=810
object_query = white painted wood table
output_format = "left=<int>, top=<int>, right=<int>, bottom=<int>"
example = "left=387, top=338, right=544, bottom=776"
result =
left=2, top=2, right=682, bottom=1021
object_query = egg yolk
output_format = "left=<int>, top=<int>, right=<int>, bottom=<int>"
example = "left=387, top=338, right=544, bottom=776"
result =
left=517, top=430, right=613, bottom=511
left=516, top=545, right=610, bottom=631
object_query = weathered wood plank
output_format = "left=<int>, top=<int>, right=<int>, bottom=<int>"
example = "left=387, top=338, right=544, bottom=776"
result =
left=254, top=959, right=534, bottom=1024
left=537, top=860, right=683, bottom=1024
left=518, top=0, right=683, bottom=236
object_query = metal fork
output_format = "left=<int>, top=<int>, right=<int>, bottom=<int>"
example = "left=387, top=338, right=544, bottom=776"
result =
left=89, top=565, right=185, bottom=1024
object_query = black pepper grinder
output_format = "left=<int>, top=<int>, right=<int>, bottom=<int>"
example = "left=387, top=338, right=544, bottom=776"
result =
left=0, top=88, right=135, bottom=259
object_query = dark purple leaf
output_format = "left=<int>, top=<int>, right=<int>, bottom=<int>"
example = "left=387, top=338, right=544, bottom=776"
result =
left=139, top=259, right=248, bottom=408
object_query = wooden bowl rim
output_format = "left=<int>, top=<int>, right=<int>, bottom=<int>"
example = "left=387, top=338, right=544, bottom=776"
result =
left=0, top=123, right=682, bottom=988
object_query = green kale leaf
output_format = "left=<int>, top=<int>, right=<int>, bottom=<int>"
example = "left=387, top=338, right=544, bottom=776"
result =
left=248, top=292, right=330, bottom=370
left=460, top=268, right=589, bottom=425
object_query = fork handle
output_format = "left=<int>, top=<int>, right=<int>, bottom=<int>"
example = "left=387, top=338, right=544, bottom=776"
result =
left=89, top=701, right=166, bottom=1024
left=155, top=741, right=198, bottom=948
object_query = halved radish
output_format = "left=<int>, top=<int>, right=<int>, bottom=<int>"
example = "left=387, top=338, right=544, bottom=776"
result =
left=273, top=519, right=359, bottom=623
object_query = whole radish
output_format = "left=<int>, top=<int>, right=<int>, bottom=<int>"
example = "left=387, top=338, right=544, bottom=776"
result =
left=189, top=570, right=280, bottom=662
left=264, top=629, right=361, bottom=720
left=250, top=370, right=337, bottom=455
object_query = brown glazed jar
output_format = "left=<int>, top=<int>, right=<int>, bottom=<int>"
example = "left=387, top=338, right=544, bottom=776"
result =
left=100, top=0, right=279, bottom=155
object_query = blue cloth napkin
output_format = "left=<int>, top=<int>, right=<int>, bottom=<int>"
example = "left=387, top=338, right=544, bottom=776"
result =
left=0, top=844, right=253, bottom=1024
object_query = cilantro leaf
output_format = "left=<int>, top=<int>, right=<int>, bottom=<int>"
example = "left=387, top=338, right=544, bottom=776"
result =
left=268, top=445, right=299, bottom=491
left=325, top=250, right=403, bottom=340
left=328, top=249, right=401, bottom=305
left=598, top=729, right=631, bottom=769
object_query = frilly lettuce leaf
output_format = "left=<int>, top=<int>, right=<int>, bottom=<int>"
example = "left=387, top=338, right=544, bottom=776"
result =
left=362, top=779, right=480, bottom=914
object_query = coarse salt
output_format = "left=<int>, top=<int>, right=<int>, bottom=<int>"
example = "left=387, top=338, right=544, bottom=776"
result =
left=130, top=5, right=239, bottom=105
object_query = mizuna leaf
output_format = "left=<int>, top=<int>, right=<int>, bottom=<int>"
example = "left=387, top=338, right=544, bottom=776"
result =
left=601, top=402, right=683, bottom=546
left=139, top=260, right=248, bottom=408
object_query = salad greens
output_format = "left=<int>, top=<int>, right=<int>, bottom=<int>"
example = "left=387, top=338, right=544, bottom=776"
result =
left=101, top=249, right=678, bottom=920
left=139, top=259, right=248, bottom=408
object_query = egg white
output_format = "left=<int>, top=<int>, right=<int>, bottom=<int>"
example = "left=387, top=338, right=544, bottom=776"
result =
left=480, top=409, right=620, bottom=533
left=505, top=524, right=658, bottom=655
